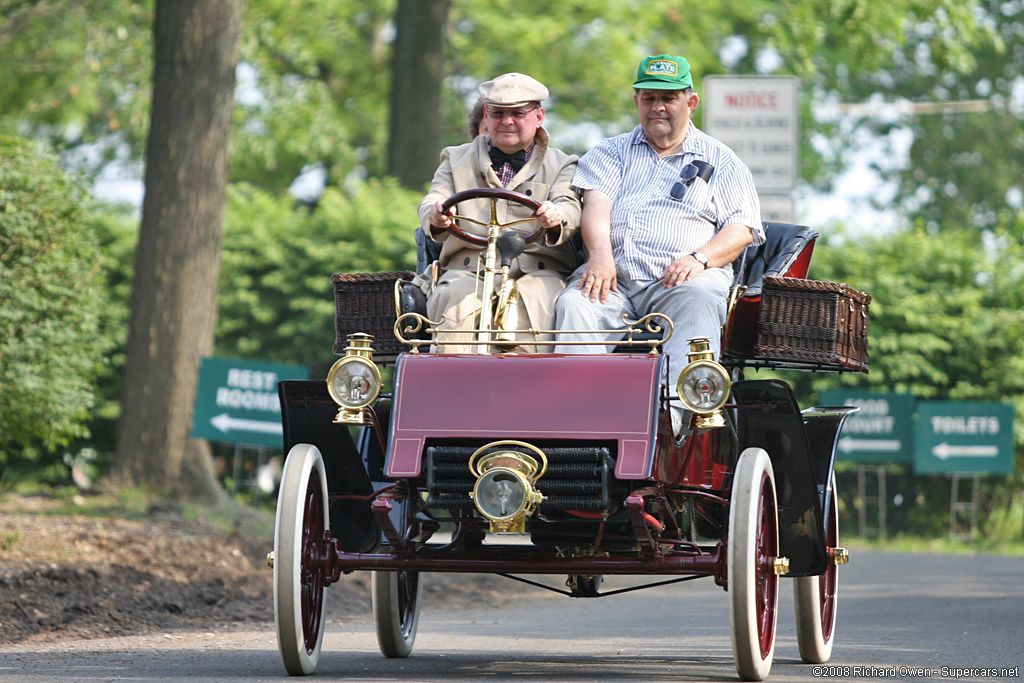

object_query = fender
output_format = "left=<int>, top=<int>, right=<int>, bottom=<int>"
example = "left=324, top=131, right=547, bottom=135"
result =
left=730, top=379, right=854, bottom=576
left=278, top=380, right=379, bottom=553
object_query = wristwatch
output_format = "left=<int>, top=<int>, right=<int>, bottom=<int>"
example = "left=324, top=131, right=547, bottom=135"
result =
left=690, top=251, right=709, bottom=269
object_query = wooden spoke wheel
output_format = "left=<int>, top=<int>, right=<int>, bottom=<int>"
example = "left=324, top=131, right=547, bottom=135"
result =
left=728, top=447, right=780, bottom=682
left=274, top=444, right=329, bottom=675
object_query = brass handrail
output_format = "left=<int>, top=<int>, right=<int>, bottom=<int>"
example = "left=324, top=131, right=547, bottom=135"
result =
left=393, top=312, right=674, bottom=354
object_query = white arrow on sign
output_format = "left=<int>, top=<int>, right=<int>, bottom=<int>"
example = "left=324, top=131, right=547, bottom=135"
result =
left=932, top=442, right=998, bottom=460
left=210, top=413, right=282, bottom=435
left=839, top=436, right=901, bottom=453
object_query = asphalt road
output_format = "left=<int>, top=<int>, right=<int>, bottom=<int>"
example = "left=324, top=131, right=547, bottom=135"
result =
left=2, top=551, right=1021, bottom=682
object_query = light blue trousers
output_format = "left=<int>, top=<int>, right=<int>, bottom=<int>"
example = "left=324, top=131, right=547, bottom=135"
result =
left=554, top=263, right=733, bottom=388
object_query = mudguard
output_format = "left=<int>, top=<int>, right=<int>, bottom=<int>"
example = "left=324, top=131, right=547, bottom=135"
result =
left=731, top=379, right=853, bottom=576
left=278, top=380, right=379, bottom=553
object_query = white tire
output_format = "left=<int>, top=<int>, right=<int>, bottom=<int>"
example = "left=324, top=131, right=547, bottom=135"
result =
left=728, top=447, right=780, bottom=682
left=274, top=444, right=329, bottom=675
left=372, top=570, right=421, bottom=658
left=794, top=476, right=839, bottom=663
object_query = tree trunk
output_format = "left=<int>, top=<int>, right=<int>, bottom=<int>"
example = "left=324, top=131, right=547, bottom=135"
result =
left=112, top=0, right=245, bottom=503
left=387, top=0, right=450, bottom=189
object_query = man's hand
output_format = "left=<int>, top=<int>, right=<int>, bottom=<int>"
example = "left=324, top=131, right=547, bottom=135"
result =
left=426, top=200, right=454, bottom=229
left=533, top=200, right=564, bottom=229
left=658, top=254, right=706, bottom=288
left=576, top=253, right=618, bottom=303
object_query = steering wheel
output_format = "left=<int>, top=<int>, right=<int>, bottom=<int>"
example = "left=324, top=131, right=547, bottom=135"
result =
left=439, top=188, right=545, bottom=247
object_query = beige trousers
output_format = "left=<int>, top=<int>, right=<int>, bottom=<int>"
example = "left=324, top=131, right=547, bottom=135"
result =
left=426, top=269, right=567, bottom=353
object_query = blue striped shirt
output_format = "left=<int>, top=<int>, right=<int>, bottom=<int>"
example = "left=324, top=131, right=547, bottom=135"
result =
left=572, top=124, right=765, bottom=281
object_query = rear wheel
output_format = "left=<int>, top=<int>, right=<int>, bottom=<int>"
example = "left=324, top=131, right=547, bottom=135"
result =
left=794, top=476, right=839, bottom=663
left=274, top=444, right=329, bottom=675
left=372, top=570, right=422, bottom=657
left=728, top=447, right=780, bottom=682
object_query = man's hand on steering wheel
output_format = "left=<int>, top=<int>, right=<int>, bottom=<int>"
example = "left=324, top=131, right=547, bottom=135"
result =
left=427, top=200, right=455, bottom=231
left=533, top=200, right=564, bottom=229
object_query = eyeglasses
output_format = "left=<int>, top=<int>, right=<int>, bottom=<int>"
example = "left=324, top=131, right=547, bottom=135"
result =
left=486, top=106, right=539, bottom=120
left=670, top=160, right=714, bottom=199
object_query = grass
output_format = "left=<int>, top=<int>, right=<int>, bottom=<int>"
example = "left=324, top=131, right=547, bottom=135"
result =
left=844, top=533, right=1024, bottom=556
left=0, top=530, right=22, bottom=552
left=0, top=486, right=274, bottom=540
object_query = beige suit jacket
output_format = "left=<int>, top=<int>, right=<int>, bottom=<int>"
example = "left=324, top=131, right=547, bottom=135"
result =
left=417, top=128, right=582, bottom=276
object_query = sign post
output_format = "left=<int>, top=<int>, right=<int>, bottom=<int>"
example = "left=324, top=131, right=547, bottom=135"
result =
left=191, top=356, right=309, bottom=447
left=702, top=76, right=799, bottom=222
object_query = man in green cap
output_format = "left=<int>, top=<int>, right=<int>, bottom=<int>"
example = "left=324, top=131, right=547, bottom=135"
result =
left=555, top=54, right=764, bottom=430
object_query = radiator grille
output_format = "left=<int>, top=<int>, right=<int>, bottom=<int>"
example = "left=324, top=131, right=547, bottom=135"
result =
left=425, top=443, right=614, bottom=513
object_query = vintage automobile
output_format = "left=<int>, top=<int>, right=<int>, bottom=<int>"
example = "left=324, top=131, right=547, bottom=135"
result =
left=269, top=188, right=870, bottom=680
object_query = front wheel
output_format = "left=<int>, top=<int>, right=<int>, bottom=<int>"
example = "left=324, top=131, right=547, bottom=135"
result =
left=372, top=570, right=422, bottom=657
left=274, top=444, right=330, bottom=675
left=728, top=447, right=780, bottom=682
left=794, top=476, right=840, bottom=663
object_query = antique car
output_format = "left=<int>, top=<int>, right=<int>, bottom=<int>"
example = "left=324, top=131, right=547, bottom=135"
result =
left=269, top=188, right=870, bottom=680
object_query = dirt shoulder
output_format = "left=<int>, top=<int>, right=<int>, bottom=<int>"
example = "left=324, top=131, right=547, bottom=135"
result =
left=0, top=494, right=529, bottom=647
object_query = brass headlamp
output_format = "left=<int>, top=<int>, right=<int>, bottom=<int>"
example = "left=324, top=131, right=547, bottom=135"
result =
left=675, top=337, right=731, bottom=429
left=326, top=333, right=382, bottom=425
left=468, top=441, right=547, bottom=533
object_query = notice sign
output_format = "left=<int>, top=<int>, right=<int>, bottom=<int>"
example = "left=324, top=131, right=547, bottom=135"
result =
left=702, top=76, right=799, bottom=192
left=191, top=356, right=309, bottom=447
left=914, top=401, right=1014, bottom=474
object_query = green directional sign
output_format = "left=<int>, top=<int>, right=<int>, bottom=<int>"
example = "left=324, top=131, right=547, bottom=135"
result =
left=819, top=391, right=914, bottom=464
left=191, top=357, right=309, bottom=447
left=914, top=401, right=1014, bottom=474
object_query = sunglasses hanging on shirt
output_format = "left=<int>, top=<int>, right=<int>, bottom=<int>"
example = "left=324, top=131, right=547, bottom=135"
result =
left=670, top=160, right=714, bottom=200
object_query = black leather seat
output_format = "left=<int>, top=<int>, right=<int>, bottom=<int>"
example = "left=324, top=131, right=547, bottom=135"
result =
left=733, top=222, right=819, bottom=295
left=400, top=228, right=442, bottom=318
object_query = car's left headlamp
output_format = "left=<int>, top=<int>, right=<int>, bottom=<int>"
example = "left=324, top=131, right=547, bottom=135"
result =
left=327, top=333, right=381, bottom=424
left=675, top=337, right=731, bottom=429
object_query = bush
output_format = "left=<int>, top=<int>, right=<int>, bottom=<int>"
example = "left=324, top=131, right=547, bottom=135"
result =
left=0, top=136, right=111, bottom=479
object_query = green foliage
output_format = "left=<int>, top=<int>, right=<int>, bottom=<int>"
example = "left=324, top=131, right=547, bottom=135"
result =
left=2, top=1, right=1000, bottom=201
left=0, top=135, right=111, bottom=469
left=873, top=0, right=1024, bottom=237
left=790, top=225, right=1024, bottom=541
left=797, top=227, right=1024, bottom=439
left=0, top=1, right=154, bottom=171
left=216, top=178, right=419, bottom=372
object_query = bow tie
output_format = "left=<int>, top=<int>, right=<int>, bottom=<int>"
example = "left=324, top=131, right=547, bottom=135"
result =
left=489, top=146, right=527, bottom=173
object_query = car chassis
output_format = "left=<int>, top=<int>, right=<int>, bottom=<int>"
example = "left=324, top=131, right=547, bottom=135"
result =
left=270, top=189, right=867, bottom=680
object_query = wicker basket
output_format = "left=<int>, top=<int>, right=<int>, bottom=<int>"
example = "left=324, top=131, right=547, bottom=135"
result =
left=753, top=276, right=870, bottom=372
left=331, top=271, right=415, bottom=359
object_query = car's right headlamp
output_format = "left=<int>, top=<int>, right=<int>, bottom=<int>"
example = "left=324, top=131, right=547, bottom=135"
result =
left=675, top=337, right=731, bottom=429
left=326, top=333, right=381, bottom=424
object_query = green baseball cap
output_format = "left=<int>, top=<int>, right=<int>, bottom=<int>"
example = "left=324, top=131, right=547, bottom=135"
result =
left=632, top=54, right=693, bottom=90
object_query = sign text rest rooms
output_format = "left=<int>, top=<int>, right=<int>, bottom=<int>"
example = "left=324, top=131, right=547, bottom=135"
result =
left=191, top=357, right=309, bottom=447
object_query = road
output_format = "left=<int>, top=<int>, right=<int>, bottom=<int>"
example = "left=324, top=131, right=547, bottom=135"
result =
left=2, top=551, right=1021, bottom=682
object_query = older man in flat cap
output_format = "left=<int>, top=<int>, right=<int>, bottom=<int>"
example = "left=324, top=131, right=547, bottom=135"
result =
left=419, top=72, right=582, bottom=353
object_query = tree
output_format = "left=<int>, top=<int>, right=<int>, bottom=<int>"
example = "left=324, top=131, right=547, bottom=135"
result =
left=0, top=136, right=109, bottom=474
left=112, top=0, right=245, bottom=501
left=387, top=0, right=450, bottom=189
